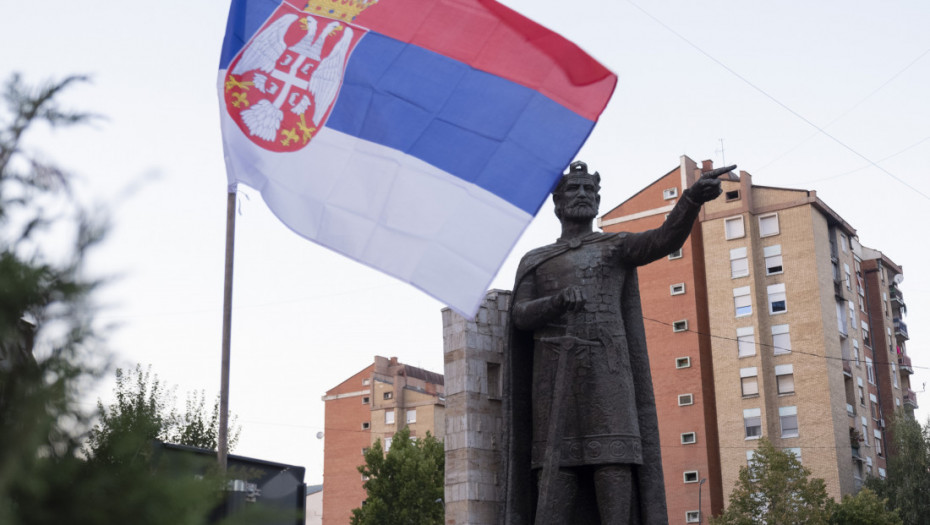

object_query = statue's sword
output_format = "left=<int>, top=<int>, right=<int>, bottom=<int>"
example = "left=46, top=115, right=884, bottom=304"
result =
left=534, top=334, right=599, bottom=525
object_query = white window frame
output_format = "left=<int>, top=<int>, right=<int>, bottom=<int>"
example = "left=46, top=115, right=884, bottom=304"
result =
left=759, top=213, right=780, bottom=237
left=676, top=356, right=691, bottom=369
left=686, top=510, right=700, bottom=523
left=779, top=406, right=799, bottom=438
left=734, top=286, right=752, bottom=317
left=681, top=432, right=697, bottom=445
left=725, top=189, right=741, bottom=201
left=383, top=391, right=393, bottom=400
left=385, top=410, right=395, bottom=425
left=744, top=408, right=762, bottom=439
left=740, top=367, right=759, bottom=397
left=767, top=283, right=787, bottom=314
left=730, top=247, right=749, bottom=278
left=361, top=421, right=371, bottom=430
left=725, top=216, right=746, bottom=240
left=683, top=470, right=699, bottom=483
left=772, top=324, right=791, bottom=355
left=663, top=187, right=678, bottom=200
left=362, top=378, right=371, bottom=386
left=673, top=320, right=688, bottom=332
left=764, top=244, right=783, bottom=275
left=406, top=409, right=417, bottom=424
left=384, top=436, right=393, bottom=452
left=784, top=447, right=802, bottom=462
left=775, top=364, right=795, bottom=395
left=362, top=396, right=370, bottom=404
left=866, top=358, right=875, bottom=385
left=678, top=393, right=694, bottom=406
left=670, top=283, right=686, bottom=295
left=668, top=248, right=683, bottom=260
left=737, top=326, right=755, bottom=357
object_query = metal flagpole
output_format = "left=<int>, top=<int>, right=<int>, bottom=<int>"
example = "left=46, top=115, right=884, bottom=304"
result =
left=218, top=190, right=237, bottom=471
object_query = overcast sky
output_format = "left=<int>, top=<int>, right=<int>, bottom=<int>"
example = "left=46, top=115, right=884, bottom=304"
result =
left=2, top=1, right=929, bottom=484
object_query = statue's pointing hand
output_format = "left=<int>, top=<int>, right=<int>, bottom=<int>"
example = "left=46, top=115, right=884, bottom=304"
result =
left=685, top=164, right=737, bottom=204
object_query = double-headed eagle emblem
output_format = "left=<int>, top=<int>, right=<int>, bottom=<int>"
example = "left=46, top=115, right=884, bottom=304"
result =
left=224, top=9, right=358, bottom=151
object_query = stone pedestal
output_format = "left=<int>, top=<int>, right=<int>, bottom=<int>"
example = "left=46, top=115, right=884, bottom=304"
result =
left=443, top=290, right=510, bottom=525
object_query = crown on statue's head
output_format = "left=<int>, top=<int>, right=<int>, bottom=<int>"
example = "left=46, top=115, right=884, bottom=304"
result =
left=304, top=0, right=378, bottom=21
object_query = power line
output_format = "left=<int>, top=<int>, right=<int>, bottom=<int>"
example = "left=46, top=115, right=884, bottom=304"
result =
left=625, top=0, right=930, bottom=201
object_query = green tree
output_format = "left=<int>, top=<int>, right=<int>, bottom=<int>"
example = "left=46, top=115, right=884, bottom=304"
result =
left=827, top=487, right=902, bottom=525
left=351, top=425, right=444, bottom=525
left=87, top=364, right=241, bottom=464
left=0, top=73, right=225, bottom=525
left=865, top=413, right=930, bottom=525
left=713, top=438, right=830, bottom=525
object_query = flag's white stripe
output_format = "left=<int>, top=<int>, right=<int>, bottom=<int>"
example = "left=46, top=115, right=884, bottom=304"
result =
left=219, top=85, right=532, bottom=315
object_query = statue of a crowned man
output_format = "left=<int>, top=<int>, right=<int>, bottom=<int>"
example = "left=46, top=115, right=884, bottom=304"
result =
left=503, top=160, right=729, bottom=525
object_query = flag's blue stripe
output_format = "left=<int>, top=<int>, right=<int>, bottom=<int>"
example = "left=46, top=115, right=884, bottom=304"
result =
left=327, top=32, right=596, bottom=215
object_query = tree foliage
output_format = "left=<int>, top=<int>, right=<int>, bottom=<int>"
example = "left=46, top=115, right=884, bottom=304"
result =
left=0, top=73, right=232, bottom=525
left=827, top=487, right=902, bottom=525
left=865, top=413, right=930, bottom=525
left=350, top=425, right=444, bottom=525
left=713, top=438, right=830, bottom=525
left=86, top=364, right=240, bottom=465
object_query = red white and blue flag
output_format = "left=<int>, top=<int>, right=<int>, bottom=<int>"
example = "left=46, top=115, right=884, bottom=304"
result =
left=219, top=0, right=616, bottom=316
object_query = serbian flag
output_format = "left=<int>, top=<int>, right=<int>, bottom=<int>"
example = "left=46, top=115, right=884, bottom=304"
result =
left=218, top=0, right=616, bottom=316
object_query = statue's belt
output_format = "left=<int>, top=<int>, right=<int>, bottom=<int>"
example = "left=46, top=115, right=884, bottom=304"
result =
left=537, top=333, right=623, bottom=373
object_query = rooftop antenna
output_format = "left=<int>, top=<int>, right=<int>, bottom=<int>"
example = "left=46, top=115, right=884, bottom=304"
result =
left=716, top=138, right=726, bottom=166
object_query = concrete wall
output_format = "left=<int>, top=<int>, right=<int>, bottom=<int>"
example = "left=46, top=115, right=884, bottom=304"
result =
left=443, top=291, right=510, bottom=525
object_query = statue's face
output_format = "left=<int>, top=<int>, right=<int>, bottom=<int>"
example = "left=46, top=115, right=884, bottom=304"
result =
left=555, top=175, right=600, bottom=221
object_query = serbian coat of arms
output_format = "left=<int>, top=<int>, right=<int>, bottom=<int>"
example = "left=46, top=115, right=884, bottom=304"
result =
left=224, top=1, right=374, bottom=153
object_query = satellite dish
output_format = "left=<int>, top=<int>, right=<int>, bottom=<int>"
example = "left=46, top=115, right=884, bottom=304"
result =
left=316, top=431, right=324, bottom=440
left=893, top=273, right=904, bottom=285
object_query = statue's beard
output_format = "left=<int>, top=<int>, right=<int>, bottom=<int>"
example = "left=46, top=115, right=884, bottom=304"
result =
left=561, top=201, right=597, bottom=221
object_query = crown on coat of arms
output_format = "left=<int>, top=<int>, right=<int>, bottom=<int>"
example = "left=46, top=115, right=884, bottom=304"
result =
left=304, top=0, right=378, bottom=21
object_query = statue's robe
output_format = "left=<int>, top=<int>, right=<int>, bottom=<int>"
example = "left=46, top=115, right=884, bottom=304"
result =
left=502, top=193, right=702, bottom=525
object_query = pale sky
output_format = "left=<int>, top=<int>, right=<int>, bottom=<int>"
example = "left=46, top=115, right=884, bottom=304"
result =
left=2, top=1, right=928, bottom=485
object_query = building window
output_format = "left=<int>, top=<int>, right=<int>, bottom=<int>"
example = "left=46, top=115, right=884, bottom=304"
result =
left=678, top=393, right=694, bottom=406
left=768, top=283, right=787, bottom=314
left=487, top=362, right=502, bottom=399
left=780, top=406, right=799, bottom=438
left=892, top=363, right=899, bottom=388
left=853, top=339, right=860, bottom=365
left=741, top=367, right=759, bottom=397
left=759, top=213, right=779, bottom=237
left=663, top=187, right=679, bottom=200
left=726, top=189, right=741, bottom=201
left=784, top=447, right=802, bottom=462
left=737, top=326, right=755, bottom=357
left=861, top=417, right=869, bottom=446
left=858, top=378, right=865, bottom=406
left=362, top=396, right=370, bottom=404
left=764, top=244, right=783, bottom=275
left=683, top=471, right=699, bottom=483
left=730, top=247, right=749, bottom=278
left=668, top=248, right=683, bottom=260
left=862, top=321, right=871, bottom=347
left=362, top=447, right=369, bottom=456
left=734, top=286, right=752, bottom=317
left=725, top=216, right=745, bottom=240
left=681, top=432, right=697, bottom=444
left=406, top=409, right=417, bottom=424
left=744, top=408, right=762, bottom=439
left=866, top=358, right=875, bottom=385
left=686, top=510, right=700, bottom=523
left=362, top=378, right=370, bottom=386
left=840, top=233, right=848, bottom=253
left=385, top=410, right=395, bottom=425
left=844, top=263, right=852, bottom=290
left=875, top=430, right=883, bottom=457
left=870, top=394, right=878, bottom=420
left=361, top=422, right=371, bottom=430
left=384, top=437, right=393, bottom=452
left=676, top=356, right=691, bottom=369
left=775, top=364, right=795, bottom=395
left=879, top=467, right=887, bottom=479
left=772, top=324, right=791, bottom=354
left=383, top=391, right=393, bottom=400
left=670, top=283, right=686, bottom=295
left=673, top=320, right=688, bottom=332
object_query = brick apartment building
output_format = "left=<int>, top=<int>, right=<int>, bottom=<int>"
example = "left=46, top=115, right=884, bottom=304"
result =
left=321, top=356, right=445, bottom=525
left=601, top=155, right=917, bottom=522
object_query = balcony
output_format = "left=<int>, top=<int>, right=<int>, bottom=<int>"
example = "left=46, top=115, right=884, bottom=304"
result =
left=903, top=389, right=919, bottom=410
left=890, top=286, right=905, bottom=308
left=900, top=354, right=914, bottom=375
left=894, top=318, right=909, bottom=341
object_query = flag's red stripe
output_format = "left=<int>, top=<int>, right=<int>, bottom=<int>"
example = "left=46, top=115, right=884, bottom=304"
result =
left=354, top=0, right=616, bottom=121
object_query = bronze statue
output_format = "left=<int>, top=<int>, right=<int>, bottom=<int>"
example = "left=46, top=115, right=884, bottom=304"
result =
left=503, top=161, right=730, bottom=525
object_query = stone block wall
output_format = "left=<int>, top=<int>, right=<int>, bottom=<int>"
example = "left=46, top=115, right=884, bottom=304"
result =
left=443, top=290, right=511, bottom=525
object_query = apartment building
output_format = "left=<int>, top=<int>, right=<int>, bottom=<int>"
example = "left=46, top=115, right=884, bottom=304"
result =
left=599, top=155, right=916, bottom=521
left=321, top=356, right=444, bottom=525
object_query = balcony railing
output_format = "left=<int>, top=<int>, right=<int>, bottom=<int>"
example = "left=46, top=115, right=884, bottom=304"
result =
left=904, top=389, right=919, bottom=410
left=900, top=354, right=914, bottom=375
left=894, top=318, right=909, bottom=340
